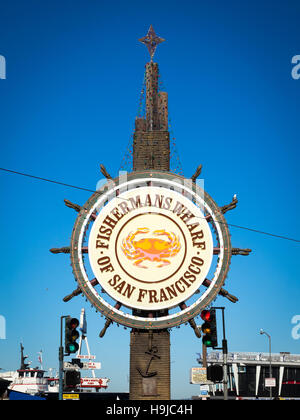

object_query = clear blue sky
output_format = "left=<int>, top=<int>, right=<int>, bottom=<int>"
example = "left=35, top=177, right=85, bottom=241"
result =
left=0, top=0, right=299, bottom=399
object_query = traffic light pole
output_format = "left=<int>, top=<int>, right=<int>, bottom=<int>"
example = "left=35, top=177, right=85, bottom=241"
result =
left=59, top=315, right=69, bottom=401
left=212, top=307, right=228, bottom=400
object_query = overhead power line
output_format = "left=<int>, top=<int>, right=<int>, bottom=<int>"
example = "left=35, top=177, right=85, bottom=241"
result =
left=0, top=166, right=299, bottom=243
left=0, top=167, right=95, bottom=193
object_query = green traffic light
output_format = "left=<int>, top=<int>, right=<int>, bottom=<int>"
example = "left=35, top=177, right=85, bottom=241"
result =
left=65, top=316, right=80, bottom=354
left=202, top=335, right=212, bottom=347
left=66, top=342, right=79, bottom=353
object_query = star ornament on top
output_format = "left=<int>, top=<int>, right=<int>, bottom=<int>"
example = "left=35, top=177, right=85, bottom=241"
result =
left=139, top=25, right=165, bottom=61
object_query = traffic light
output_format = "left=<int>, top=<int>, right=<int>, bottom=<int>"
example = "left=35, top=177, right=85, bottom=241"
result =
left=201, top=308, right=218, bottom=348
left=64, top=316, right=80, bottom=354
left=207, top=364, right=223, bottom=382
left=64, top=370, right=81, bottom=388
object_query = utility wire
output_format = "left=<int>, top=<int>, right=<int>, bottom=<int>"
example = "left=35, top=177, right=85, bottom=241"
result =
left=0, top=166, right=299, bottom=243
left=214, top=221, right=299, bottom=243
left=0, top=167, right=95, bottom=193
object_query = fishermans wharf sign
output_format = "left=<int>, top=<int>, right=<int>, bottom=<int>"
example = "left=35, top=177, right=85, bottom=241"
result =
left=70, top=171, right=232, bottom=329
left=88, top=186, right=213, bottom=310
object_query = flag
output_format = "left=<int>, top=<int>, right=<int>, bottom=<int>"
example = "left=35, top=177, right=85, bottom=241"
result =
left=38, top=351, right=43, bottom=366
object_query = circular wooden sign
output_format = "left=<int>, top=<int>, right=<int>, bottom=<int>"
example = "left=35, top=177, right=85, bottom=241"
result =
left=70, top=171, right=231, bottom=329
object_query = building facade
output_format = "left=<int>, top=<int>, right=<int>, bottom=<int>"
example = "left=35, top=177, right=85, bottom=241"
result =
left=197, top=351, right=300, bottom=399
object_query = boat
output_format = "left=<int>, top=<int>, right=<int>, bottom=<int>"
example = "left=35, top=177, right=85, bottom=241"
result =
left=0, top=339, right=117, bottom=400
left=0, top=344, right=54, bottom=399
left=0, top=310, right=118, bottom=400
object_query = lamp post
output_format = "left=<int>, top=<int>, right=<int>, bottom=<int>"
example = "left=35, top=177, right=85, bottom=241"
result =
left=259, top=329, right=272, bottom=399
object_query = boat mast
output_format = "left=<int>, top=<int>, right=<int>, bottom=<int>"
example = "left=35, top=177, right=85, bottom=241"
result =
left=20, top=343, right=30, bottom=370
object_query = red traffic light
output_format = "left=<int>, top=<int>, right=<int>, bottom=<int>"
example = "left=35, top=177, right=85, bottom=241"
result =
left=200, top=308, right=218, bottom=348
left=200, top=310, right=212, bottom=322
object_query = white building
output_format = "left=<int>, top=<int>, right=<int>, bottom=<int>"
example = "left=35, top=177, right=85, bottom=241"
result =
left=197, top=351, right=300, bottom=399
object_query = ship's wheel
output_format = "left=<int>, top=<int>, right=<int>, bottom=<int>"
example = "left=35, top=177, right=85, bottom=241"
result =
left=51, top=170, right=251, bottom=335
